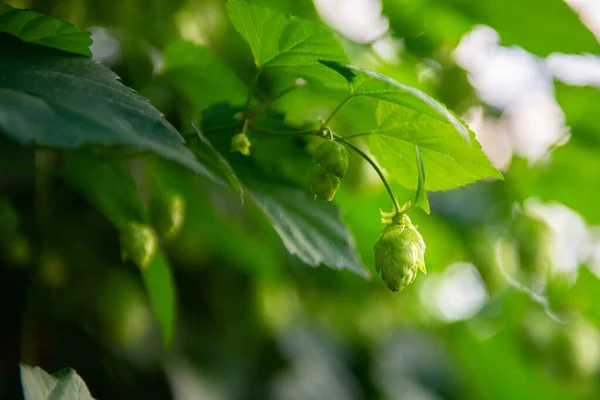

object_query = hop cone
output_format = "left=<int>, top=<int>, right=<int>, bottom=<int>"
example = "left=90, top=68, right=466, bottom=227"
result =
left=374, top=214, right=426, bottom=292
left=230, top=132, right=252, bottom=155
left=316, top=141, right=349, bottom=178
left=307, top=164, right=340, bottom=201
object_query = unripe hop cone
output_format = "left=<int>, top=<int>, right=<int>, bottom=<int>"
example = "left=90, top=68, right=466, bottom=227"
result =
left=307, top=165, right=340, bottom=201
left=316, top=141, right=349, bottom=178
left=230, top=132, right=252, bottom=155
left=374, top=213, right=426, bottom=292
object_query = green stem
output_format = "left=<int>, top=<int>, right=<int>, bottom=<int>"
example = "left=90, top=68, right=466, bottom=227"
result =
left=248, top=125, right=317, bottom=136
left=334, top=133, right=401, bottom=214
left=323, top=95, right=354, bottom=126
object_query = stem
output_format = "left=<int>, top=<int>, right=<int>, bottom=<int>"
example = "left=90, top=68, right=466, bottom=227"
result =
left=334, top=133, right=401, bottom=214
left=249, top=125, right=317, bottom=136
left=324, top=95, right=354, bottom=126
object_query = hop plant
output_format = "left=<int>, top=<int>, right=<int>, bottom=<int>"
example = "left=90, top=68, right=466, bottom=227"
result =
left=316, top=141, right=349, bottom=178
left=120, top=221, right=157, bottom=269
left=307, top=164, right=340, bottom=201
left=374, top=212, right=426, bottom=292
left=230, top=132, right=252, bottom=155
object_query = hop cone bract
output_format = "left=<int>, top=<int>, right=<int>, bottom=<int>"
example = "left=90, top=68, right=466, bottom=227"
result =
left=230, top=132, right=252, bottom=155
left=307, top=164, right=340, bottom=201
left=316, top=141, right=349, bottom=178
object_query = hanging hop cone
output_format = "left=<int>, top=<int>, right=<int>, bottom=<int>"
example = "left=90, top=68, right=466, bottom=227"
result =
left=316, top=141, right=349, bottom=178
left=230, top=132, right=252, bottom=155
left=374, top=212, right=426, bottom=292
left=307, top=164, right=340, bottom=201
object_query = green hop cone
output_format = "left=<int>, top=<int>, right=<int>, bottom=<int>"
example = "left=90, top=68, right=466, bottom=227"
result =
left=374, top=213, right=426, bottom=292
left=120, top=221, right=157, bottom=269
left=230, top=132, right=252, bottom=155
left=307, top=165, right=340, bottom=201
left=150, top=190, right=186, bottom=240
left=316, top=141, right=349, bottom=178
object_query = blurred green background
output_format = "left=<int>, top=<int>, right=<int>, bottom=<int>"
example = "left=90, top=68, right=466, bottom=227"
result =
left=3, top=0, right=600, bottom=399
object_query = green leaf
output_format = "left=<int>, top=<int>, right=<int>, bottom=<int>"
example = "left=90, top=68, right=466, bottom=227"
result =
left=242, top=172, right=369, bottom=278
left=367, top=101, right=500, bottom=191
left=227, top=0, right=349, bottom=68
left=0, top=35, right=220, bottom=185
left=190, top=120, right=243, bottom=200
left=325, top=64, right=502, bottom=191
left=0, top=5, right=92, bottom=56
left=158, top=40, right=247, bottom=113
left=140, top=249, right=177, bottom=347
left=63, top=154, right=177, bottom=347
left=454, top=0, right=599, bottom=56
left=201, top=104, right=368, bottom=277
left=20, top=365, right=95, bottom=400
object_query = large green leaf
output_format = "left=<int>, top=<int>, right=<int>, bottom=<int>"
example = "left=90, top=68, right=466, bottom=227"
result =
left=201, top=104, right=368, bottom=277
left=0, top=5, right=92, bottom=56
left=0, top=35, right=220, bottom=185
left=452, top=0, right=599, bottom=56
left=242, top=173, right=368, bottom=277
left=20, top=365, right=95, bottom=400
left=325, top=64, right=502, bottom=191
left=63, top=154, right=177, bottom=347
left=226, top=0, right=349, bottom=68
left=190, top=120, right=243, bottom=200
left=366, top=101, right=500, bottom=191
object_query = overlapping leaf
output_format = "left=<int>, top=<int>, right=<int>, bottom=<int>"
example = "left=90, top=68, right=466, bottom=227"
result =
left=0, top=35, right=220, bottom=185
left=0, top=5, right=92, bottom=56
left=20, top=365, right=95, bottom=400
left=227, top=0, right=349, bottom=68
left=324, top=63, right=502, bottom=192
left=201, top=104, right=368, bottom=277
left=367, top=101, right=500, bottom=191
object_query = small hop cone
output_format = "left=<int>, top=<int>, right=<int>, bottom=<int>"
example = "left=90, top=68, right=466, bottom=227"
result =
left=150, top=190, right=186, bottom=240
left=316, top=141, right=349, bottom=178
left=120, top=222, right=157, bottom=269
left=374, top=213, right=426, bottom=292
left=307, top=165, right=340, bottom=201
left=231, top=132, right=252, bottom=155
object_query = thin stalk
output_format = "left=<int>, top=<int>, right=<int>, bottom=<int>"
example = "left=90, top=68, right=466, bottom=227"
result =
left=323, top=95, right=354, bottom=126
left=334, top=133, right=401, bottom=214
left=249, top=125, right=317, bottom=136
